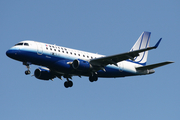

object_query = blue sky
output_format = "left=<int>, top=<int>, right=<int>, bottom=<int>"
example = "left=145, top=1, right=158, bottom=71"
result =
left=1, top=0, right=179, bottom=120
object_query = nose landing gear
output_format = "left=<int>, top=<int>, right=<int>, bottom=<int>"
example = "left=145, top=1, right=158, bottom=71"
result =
left=25, top=69, right=31, bottom=75
left=23, top=62, right=31, bottom=75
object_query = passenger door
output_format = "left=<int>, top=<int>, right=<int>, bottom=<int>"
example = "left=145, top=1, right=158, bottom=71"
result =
left=37, top=43, right=43, bottom=55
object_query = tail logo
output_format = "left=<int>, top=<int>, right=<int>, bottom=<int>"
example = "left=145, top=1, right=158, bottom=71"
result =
left=130, top=32, right=151, bottom=65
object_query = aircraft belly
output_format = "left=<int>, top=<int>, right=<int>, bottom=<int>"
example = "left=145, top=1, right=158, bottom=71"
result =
left=97, top=67, right=135, bottom=77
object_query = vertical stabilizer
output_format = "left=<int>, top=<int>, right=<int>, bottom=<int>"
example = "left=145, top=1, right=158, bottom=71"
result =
left=130, top=31, right=151, bottom=65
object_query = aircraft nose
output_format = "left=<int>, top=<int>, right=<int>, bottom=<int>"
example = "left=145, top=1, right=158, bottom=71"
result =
left=6, top=49, right=12, bottom=57
left=6, top=49, right=17, bottom=58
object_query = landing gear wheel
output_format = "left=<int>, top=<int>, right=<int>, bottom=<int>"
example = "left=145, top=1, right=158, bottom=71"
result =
left=89, top=76, right=94, bottom=82
left=64, top=81, right=69, bottom=88
left=68, top=81, right=73, bottom=87
left=64, top=81, right=73, bottom=88
left=25, top=70, right=31, bottom=75
left=89, top=74, right=98, bottom=82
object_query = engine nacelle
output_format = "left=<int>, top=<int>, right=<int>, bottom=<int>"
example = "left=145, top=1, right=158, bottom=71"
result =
left=34, top=67, right=55, bottom=80
left=72, top=59, right=92, bottom=71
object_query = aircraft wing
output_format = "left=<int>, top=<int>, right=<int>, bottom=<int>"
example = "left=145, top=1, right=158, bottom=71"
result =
left=90, top=38, right=162, bottom=67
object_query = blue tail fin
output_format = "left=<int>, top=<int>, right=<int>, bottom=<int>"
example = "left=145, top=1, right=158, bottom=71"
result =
left=130, top=31, right=151, bottom=65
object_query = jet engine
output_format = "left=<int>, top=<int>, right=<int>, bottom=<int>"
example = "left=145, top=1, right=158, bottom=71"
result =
left=34, top=67, right=55, bottom=80
left=72, top=59, right=92, bottom=71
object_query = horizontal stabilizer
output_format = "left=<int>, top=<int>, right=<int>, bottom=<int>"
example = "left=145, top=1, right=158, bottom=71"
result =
left=136, top=61, right=174, bottom=70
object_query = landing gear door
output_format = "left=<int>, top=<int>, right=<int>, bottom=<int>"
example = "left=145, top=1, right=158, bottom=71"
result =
left=37, top=43, right=43, bottom=55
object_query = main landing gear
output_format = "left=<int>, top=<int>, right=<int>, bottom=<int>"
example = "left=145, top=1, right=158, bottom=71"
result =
left=64, top=78, right=73, bottom=88
left=89, top=72, right=98, bottom=82
left=64, top=80, right=73, bottom=88
left=63, top=75, right=73, bottom=88
left=23, top=62, right=31, bottom=75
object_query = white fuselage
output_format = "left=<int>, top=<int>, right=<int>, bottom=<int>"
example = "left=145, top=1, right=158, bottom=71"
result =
left=7, top=40, right=145, bottom=78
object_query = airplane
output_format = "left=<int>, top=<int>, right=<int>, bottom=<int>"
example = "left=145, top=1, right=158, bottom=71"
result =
left=6, top=31, right=174, bottom=88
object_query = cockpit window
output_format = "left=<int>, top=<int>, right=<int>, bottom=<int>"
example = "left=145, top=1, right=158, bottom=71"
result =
left=24, top=43, right=29, bottom=46
left=15, top=43, right=23, bottom=46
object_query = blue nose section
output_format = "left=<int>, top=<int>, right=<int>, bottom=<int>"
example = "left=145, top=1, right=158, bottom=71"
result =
left=6, top=49, right=18, bottom=58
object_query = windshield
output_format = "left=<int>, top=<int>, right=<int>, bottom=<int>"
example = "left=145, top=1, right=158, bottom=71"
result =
left=14, top=42, right=29, bottom=46
left=24, top=43, right=29, bottom=46
left=14, top=43, right=23, bottom=46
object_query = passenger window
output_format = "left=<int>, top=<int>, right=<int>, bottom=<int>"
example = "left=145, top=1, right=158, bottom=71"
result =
left=54, top=49, right=56, bottom=51
left=74, top=53, right=76, bottom=55
left=50, top=48, right=52, bottom=50
left=46, top=47, right=48, bottom=50
left=58, top=50, right=60, bottom=52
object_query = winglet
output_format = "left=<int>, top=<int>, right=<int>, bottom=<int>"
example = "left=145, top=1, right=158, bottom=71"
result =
left=154, top=38, right=162, bottom=48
